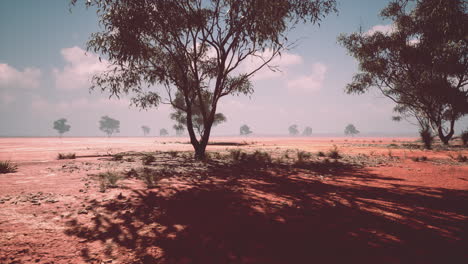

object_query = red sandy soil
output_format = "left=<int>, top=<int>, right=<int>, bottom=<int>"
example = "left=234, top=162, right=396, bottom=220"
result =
left=0, top=137, right=467, bottom=264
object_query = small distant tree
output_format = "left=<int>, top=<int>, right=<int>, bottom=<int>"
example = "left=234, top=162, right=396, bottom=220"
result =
left=419, top=125, right=434, bottom=149
left=53, top=118, right=71, bottom=138
left=99, top=116, right=120, bottom=137
left=461, top=130, right=468, bottom=146
left=344, top=124, right=359, bottom=137
left=240, top=125, right=253, bottom=136
left=173, top=124, right=185, bottom=136
left=289, top=124, right=299, bottom=136
left=141, top=125, right=151, bottom=136
left=160, top=128, right=168, bottom=137
left=302, top=126, right=313, bottom=136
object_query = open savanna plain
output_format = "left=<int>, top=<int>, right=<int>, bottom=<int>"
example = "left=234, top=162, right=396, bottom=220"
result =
left=0, top=137, right=467, bottom=264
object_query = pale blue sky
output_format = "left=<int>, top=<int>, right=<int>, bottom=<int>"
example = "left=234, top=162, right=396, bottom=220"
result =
left=1, top=0, right=466, bottom=137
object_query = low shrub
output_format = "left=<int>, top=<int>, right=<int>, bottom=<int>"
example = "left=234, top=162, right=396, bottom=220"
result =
left=141, top=154, right=156, bottom=165
left=461, top=130, right=468, bottom=146
left=57, top=153, right=76, bottom=160
left=296, top=151, right=312, bottom=164
left=142, top=167, right=160, bottom=188
left=167, top=151, right=179, bottom=158
left=419, top=127, right=434, bottom=149
left=99, top=171, right=120, bottom=190
left=112, top=153, right=124, bottom=161
left=327, top=145, right=341, bottom=159
left=317, top=151, right=326, bottom=157
left=411, top=156, right=428, bottom=162
left=0, top=160, right=17, bottom=174
left=456, top=154, right=467, bottom=162
left=229, top=149, right=243, bottom=162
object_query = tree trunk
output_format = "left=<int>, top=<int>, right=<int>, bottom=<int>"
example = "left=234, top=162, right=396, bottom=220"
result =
left=437, top=119, right=455, bottom=145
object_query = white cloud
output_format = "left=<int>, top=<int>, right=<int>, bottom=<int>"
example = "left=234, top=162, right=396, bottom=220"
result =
left=365, top=24, right=395, bottom=36
left=53, top=46, right=109, bottom=90
left=287, top=63, right=327, bottom=92
left=0, top=63, right=41, bottom=89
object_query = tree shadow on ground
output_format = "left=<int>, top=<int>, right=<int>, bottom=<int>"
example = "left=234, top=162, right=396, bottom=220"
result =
left=64, top=160, right=468, bottom=264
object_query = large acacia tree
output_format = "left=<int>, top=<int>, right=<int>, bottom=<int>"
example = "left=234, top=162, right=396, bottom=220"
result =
left=72, top=0, right=337, bottom=159
left=339, top=0, right=467, bottom=144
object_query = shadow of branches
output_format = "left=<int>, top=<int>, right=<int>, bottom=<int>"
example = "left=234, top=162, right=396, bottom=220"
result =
left=65, top=160, right=468, bottom=264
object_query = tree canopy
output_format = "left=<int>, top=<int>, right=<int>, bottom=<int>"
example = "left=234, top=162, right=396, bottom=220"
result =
left=288, top=124, right=299, bottom=136
left=338, top=0, right=467, bottom=144
left=160, top=128, right=169, bottom=136
left=72, top=0, right=337, bottom=159
left=99, top=116, right=120, bottom=137
left=302, top=126, right=313, bottom=136
left=53, top=118, right=71, bottom=137
left=141, top=125, right=151, bottom=136
left=344, top=124, right=359, bottom=136
left=240, top=124, right=253, bottom=136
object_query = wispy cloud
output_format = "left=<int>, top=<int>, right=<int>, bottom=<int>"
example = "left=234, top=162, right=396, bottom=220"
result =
left=52, top=46, right=109, bottom=90
left=287, top=63, right=327, bottom=92
left=0, top=63, right=41, bottom=89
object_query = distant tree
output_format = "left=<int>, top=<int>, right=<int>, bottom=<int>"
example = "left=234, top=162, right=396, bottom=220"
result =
left=170, top=92, right=226, bottom=138
left=302, top=126, right=313, bottom=136
left=72, top=0, right=337, bottom=159
left=338, top=0, right=468, bottom=144
left=141, top=125, right=151, bottom=136
left=173, top=124, right=185, bottom=136
left=53, top=118, right=71, bottom=138
left=240, top=125, right=253, bottom=136
left=99, top=116, right=120, bottom=137
left=160, top=128, right=168, bottom=137
left=289, top=125, right=299, bottom=136
left=344, top=124, right=359, bottom=137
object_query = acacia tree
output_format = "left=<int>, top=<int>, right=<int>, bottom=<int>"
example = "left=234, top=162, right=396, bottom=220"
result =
left=339, top=0, right=467, bottom=144
left=53, top=118, right=71, bottom=138
left=160, top=128, right=169, bottom=136
left=240, top=124, right=252, bottom=136
left=72, top=0, right=337, bottom=159
left=99, top=116, right=120, bottom=137
left=141, top=125, right=151, bottom=136
left=302, top=126, right=313, bottom=136
left=288, top=124, right=299, bottom=136
left=344, top=124, right=359, bottom=137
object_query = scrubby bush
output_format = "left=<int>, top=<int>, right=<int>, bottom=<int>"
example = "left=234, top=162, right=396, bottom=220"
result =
left=0, top=160, right=17, bottom=174
left=112, top=153, right=124, bottom=161
left=461, top=130, right=468, bottom=146
left=142, top=167, right=160, bottom=188
left=296, top=151, right=312, bottom=164
left=230, top=149, right=272, bottom=166
left=57, top=153, right=76, bottom=160
left=419, top=127, right=434, bottom=149
left=317, top=151, right=326, bottom=157
left=99, top=171, right=120, bottom=189
left=141, top=154, right=156, bottom=165
left=167, top=151, right=179, bottom=158
left=229, top=149, right=243, bottom=162
left=327, top=145, right=341, bottom=159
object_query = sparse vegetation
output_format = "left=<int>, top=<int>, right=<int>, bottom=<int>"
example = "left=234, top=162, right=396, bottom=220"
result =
left=317, top=151, right=326, bottom=157
left=461, top=130, right=468, bottom=146
left=141, top=154, right=156, bottom=165
left=167, top=151, right=179, bottom=158
left=327, top=145, right=341, bottom=159
left=411, top=156, right=428, bottom=162
left=229, top=149, right=272, bottom=166
left=420, top=127, right=434, bottom=149
left=0, top=160, right=17, bottom=174
left=112, top=153, right=124, bottom=161
left=57, top=153, right=76, bottom=160
left=99, top=171, right=120, bottom=190
left=296, top=151, right=312, bottom=164
left=141, top=167, right=160, bottom=188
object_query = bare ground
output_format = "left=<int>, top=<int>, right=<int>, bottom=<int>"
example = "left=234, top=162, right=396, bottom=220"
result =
left=0, top=137, right=467, bottom=264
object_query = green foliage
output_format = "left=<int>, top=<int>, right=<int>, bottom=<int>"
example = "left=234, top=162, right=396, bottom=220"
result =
left=57, top=153, right=76, bottom=160
left=53, top=118, right=71, bottom=137
left=419, top=127, right=434, bottom=149
left=339, top=0, right=468, bottom=144
left=99, top=116, right=120, bottom=137
left=141, top=154, right=156, bottom=165
left=141, top=125, right=151, bottom=136
left=344, top=124, right=359, bottom=136
left=288, top=124, right=299, bottom=136
left=240, top=125, right=253, bottom=136
left=72, top=0, right=337, bottom=160
left=0, top=160, right=17, bottom=174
